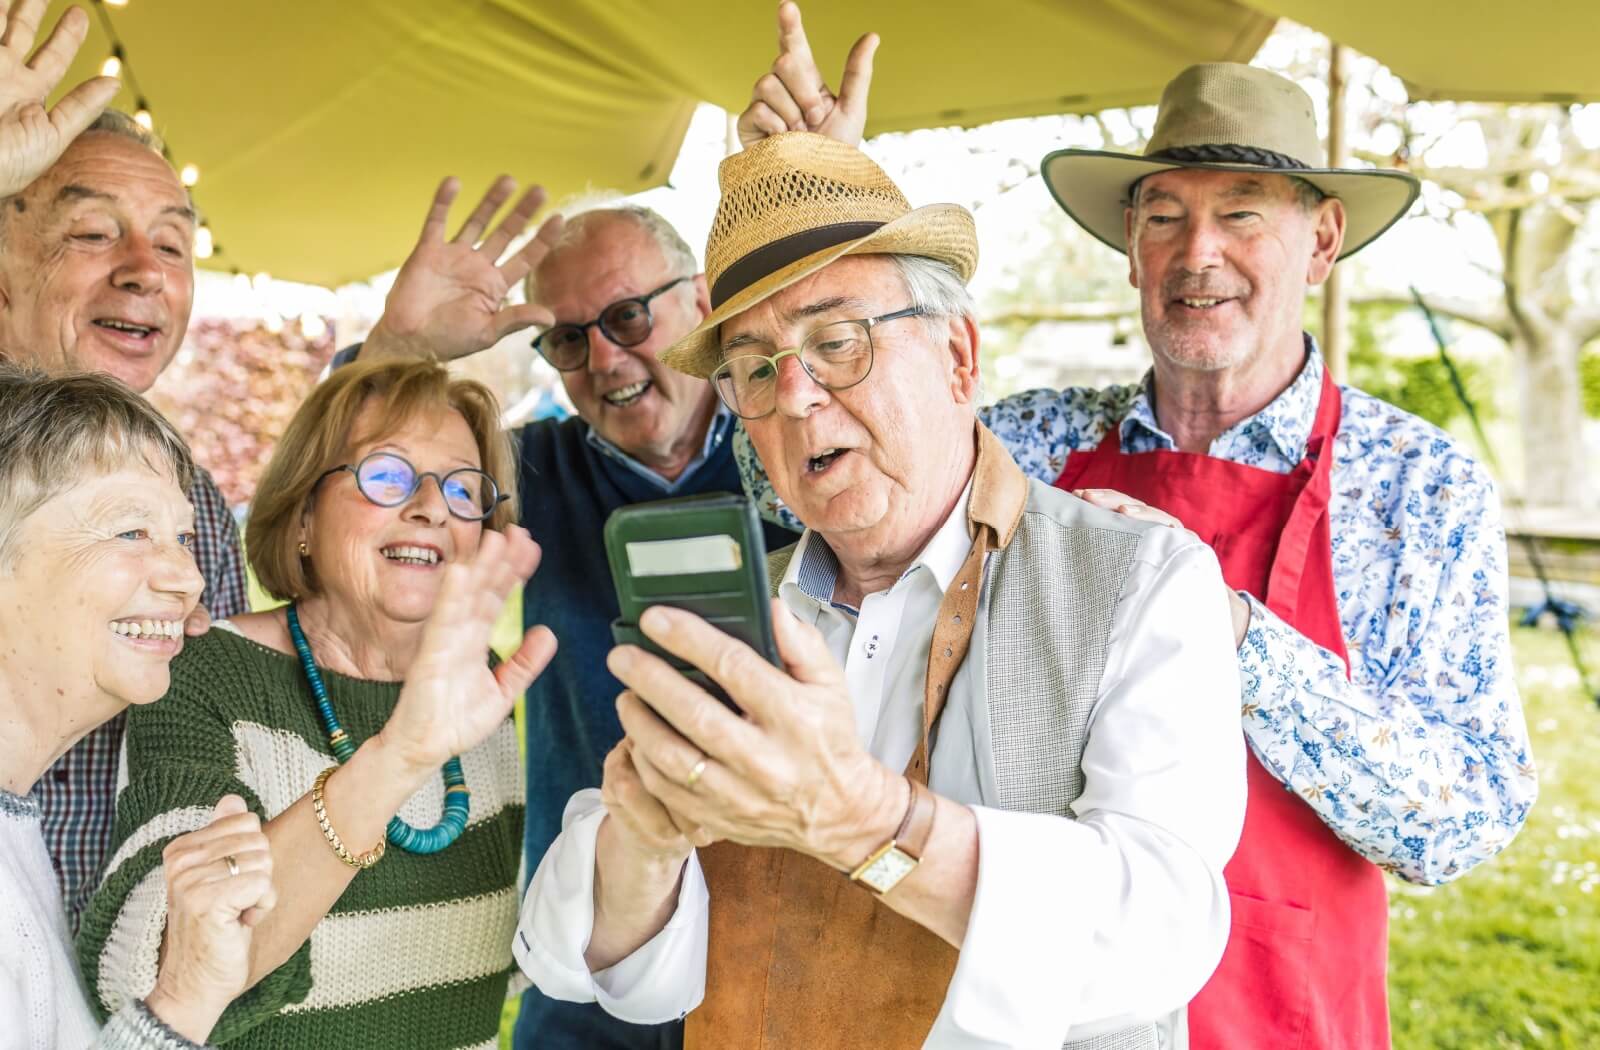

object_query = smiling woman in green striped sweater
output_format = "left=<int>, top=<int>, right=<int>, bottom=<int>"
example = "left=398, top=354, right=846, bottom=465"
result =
left=80, top=360, right=559, bottom=1048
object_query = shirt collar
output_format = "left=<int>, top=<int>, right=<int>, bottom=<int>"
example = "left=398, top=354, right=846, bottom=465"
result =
left=584, top=404, right=735, bottom=492
left=1120, top=333, right=1325, bottom=462
left=782, top=479, right=976, bottom=613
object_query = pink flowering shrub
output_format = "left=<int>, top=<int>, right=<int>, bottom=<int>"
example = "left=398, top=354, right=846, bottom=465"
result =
left=146, top=318, right=336, bottom=508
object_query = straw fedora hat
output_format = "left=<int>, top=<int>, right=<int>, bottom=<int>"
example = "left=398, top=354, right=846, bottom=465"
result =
left=660, top=132, right=977, bottom=379
left=1041, top=63, right=1419, bottom=260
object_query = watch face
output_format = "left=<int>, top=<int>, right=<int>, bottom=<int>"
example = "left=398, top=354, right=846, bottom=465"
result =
left=862, top=847, right=918, bottom=894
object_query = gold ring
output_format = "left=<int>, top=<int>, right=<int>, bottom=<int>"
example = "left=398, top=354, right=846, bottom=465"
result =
left=685, top=757, right=709, bottom=790
left=224, top=854, right=240, bottom=878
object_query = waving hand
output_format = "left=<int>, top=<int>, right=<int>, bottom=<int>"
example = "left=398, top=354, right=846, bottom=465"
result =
left=0, top=2, right=121, bottom=197
left=364, top=176, right=566, bottom=362
left=378, top=526, right=558, bottom=774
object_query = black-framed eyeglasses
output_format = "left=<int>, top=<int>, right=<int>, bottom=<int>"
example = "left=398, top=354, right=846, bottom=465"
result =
left=709, top=306, right=925, bottom=420
left=531, top=276, right=692, bottom=371
left=315, top=452, right=508, bottom=522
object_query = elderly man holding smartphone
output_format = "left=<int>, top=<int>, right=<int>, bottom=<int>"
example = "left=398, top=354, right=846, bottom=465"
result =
left=515, top=132, right=1248, bottom=1049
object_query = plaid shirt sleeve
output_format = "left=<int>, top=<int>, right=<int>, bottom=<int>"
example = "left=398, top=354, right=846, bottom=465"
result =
left=188, top=465, right=248, bottom=619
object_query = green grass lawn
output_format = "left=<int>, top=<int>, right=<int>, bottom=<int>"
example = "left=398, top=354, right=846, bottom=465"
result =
left=254, top=555, right=1594, bottom=1048
left=1387, top=625, right=1600, bottom=1049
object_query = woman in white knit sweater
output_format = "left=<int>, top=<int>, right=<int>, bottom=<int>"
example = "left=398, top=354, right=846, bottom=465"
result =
left=0, top=366, right=278, bottom=1048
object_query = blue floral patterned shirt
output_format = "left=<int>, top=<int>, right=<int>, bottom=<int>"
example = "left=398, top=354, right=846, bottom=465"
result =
left=734, top=338, right=1537, bottom=885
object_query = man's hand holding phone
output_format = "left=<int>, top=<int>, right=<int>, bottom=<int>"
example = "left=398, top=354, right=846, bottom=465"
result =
left=604, top=600, right=903, bottom=873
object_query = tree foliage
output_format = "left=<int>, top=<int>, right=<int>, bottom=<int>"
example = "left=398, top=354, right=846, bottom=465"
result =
left=1583, top=342, right=1600, bottom=420
left=1343, top=303, right=1496, bottom=431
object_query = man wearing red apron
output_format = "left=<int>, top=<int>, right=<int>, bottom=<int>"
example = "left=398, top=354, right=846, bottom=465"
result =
left=729, top=30, right=1538, bottom=1049
left=1056, top=370, right=1382, bottom=1047
left=1031, top=63, right=1535, bottom=1049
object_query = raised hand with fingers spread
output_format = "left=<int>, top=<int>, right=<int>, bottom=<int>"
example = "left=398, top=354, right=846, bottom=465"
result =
left=737, top=1, right=877, bottom=148
left=0, top=1, right=121, bottom=198
left=364, top=176, right=566, bottom=363
left=379, top=525, right=559, bottom=776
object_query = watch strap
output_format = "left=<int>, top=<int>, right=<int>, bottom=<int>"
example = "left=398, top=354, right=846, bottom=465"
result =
left=895, top=777, right=937, bottom=863
left=848, top=776, right=938, bottom=892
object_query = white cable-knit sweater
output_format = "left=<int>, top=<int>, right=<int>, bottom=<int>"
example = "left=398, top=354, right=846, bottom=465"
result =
left=0, top=789, right=203, bottom=1050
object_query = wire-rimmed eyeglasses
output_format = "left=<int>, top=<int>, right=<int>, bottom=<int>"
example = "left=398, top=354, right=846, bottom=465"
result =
left=315, top=452, right=507, bottom=522
left=709, top=306, right=924, bottom=420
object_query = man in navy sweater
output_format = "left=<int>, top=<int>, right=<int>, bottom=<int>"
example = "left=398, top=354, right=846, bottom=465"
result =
left=356, top=177, right=795, bottom=1049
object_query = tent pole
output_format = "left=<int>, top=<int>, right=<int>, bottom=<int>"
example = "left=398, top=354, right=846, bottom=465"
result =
left=1323, top=41, right=1349, bottom=382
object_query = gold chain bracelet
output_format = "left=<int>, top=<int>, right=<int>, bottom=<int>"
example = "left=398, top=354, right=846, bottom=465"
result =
left=312, top=765, right=385, bottom=869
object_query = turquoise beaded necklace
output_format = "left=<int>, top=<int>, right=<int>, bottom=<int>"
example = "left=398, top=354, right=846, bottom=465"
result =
left=287, top=603, right=470, bottom=854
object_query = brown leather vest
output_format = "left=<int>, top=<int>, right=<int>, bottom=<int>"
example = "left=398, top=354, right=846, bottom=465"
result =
left=685, top=425, right=1027, bottom=1049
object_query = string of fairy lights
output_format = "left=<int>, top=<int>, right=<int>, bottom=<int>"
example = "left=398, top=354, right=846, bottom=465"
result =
left=91, top=0, right=232, bottom=272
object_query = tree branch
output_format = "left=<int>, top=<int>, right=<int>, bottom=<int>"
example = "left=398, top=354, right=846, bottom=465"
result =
left=1347, top=293, right=1512, bottom=341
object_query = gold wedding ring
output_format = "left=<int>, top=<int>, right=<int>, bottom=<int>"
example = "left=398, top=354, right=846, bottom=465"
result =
left=685, top=757, right=709, bottom=790
left=224, top=854, right=240, bottom=877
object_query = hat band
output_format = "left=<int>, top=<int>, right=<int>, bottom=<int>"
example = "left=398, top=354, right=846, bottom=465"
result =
left=710, top=221, right=886, bottom=309
left=1146, top=143, right=1312, bottom=171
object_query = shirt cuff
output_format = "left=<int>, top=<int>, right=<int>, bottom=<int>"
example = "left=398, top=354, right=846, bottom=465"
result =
left=1237, top=592, right=1382, bottom=719
left=926, top=805, right=1096, bottom=1049
left=929, top=806, right=1230, bottom=1049
left=514, top=790, right=707, bottom=1024
left=99, top=1000, right=208, bottom=1050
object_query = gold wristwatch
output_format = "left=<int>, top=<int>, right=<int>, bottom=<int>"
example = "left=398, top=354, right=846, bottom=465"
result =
left=848, top=777, right=936, bottom=896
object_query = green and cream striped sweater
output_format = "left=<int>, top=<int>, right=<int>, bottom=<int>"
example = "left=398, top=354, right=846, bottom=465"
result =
left=78, top=626, right=525, bottom=1049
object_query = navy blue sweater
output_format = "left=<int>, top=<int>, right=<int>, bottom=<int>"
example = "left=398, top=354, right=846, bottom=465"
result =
left=513, top=415, right=795, bottom=1050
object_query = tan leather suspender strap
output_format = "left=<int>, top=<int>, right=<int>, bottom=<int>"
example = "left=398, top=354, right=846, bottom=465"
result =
left=905, top=522, right=994, bottom=786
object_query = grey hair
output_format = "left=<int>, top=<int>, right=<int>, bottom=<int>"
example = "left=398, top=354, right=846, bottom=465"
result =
left=83, top=109, right=168, bottom=156
left=0, top=364, right=194, bottom=571
left=887, top=254, right=982, bottom=403
left=887, top=254, right=977, bottom=323
left=524, top=200, right=698, bottom=305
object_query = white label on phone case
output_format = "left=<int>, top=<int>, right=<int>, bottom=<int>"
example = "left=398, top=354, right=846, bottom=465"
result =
left=626, top=534, right=743, bottom=576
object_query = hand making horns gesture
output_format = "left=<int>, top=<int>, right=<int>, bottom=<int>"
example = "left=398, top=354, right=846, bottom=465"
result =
left=736, top=1, right=877, bottom=149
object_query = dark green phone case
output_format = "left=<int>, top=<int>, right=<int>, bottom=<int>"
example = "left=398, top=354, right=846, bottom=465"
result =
left=604, top=493, right=778, bottom=709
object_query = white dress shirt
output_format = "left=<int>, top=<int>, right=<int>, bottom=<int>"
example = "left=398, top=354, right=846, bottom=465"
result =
left=517, top=482, right=1247, bottom=1049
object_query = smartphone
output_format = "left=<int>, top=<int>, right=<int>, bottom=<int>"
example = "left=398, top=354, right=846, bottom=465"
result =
left=604, top=493, right=780, bottom=711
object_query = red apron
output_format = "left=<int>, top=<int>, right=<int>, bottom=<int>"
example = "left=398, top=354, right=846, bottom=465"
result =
left=1055, top=370, right=1389, bottom=1050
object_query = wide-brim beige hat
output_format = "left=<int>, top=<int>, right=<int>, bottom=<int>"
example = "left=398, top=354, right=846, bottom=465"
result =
left=1042, top=63, right=1420, bottom=260
left=660, top=132, right=977, bottom=379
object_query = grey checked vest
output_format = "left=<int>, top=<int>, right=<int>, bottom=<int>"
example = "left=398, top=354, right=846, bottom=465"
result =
left=769, top=478, right=1167, bottom=1050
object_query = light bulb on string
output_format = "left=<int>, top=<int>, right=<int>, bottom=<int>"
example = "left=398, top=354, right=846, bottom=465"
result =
left=134, top=109, right=153, bottom=131
left=100, top=54, right=122, bottom=78
left=194, top=225, right=214, bottom=259
left=105, top=0, right=130, bottom=7
left=180, top=163, right=199, bottom=187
